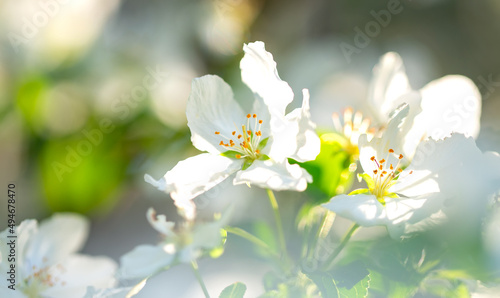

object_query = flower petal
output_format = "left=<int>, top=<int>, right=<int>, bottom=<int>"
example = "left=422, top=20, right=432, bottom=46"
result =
left=392, top=134, right=500, bottom=238
left=43, top=254, right=117, bottom=298
left=393, top=134, right=483, bottom=196
left=0, top=219, right=37, bottom=279
left=240, top=41, right=294, bottom=116
left=358, top=103, right=410, bottom=174
left=119, top=245, right=175, bottom=280
left=24, top=213, right=89, bottom=270
left=322, top=194, right=387, bottom=227
left=186, top=75, right=245, bottom=154
left=83, top=286, right=135, bottom=298
left=145, top=153, right=242, bottom=202
left=383, top=193, right=447, bottom=238
left=284, top=89, right=321, bottom=162
left=233, top=160, right=311, bottom=191
left=146, top=208, right=175, bottom=237
left=367, top=52, right=411, bottom=123
left=416, top=75, right=481, bottom=140
left=266, top=89, right=320, bottom=163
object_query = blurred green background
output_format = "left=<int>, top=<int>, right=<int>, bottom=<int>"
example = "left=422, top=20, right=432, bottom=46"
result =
left=1, top=0, right=500, bottom=295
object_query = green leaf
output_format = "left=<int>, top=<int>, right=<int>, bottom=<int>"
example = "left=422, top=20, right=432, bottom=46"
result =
left=221, top=150, right=243, bottom=159
left=242, top=159, right=254, bottom=170
left=258, top=137, right=270, bottom=150
left=219, top=282, right=247, bottom=298
left=306, top=272, right=340, bottom=298
left=293, top=132, right=356, bottom=203
left=338, top=273, right=370, bottom=298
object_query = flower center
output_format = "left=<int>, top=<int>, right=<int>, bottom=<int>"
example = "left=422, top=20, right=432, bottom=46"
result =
left=332, top=107, right=375, bottom=155
left=369, top=149, right=412, bottom=203
left=23, top=261, right=67, bottom=297
left=214, top=113, right=265, bottom=160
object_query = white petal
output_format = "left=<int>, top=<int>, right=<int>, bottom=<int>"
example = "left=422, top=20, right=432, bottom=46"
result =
left=24, top=213, right=89, bottom=270
left=394, top=134, right=482, bottom=196
left=383, top=193, right=447, bottom=238
left=393, top=134, right=500, bottom=238
left=146, top=208, right=175, bottom=237
left=186, top=75, right=245, bottom=154
left=233, top=160, right=311, bottom=191
left=119, top=245, right=175, bottom=280
left=416, top=75, right=481, bottom=140
left=173, top=199, right=197, bottom=222
left=367, top=52, right=411, bottom=123
left=358, top=103, right=410, bottom=174
left=145, top=153, right=242, bottom=202
left=322, top=194, right=387, bottom=227
left=283, top=89, right=321, bottom=162
left=241, top=41, right=294, bottom=116
left=43, top=254, right=117, bottom=298
left=83, top=286, right=134, bottom=298
left=0, top=219, right=37, bottom=278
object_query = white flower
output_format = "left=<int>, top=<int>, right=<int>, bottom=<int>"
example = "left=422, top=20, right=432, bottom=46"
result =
left=322, top=104, right=500, bottom=238
left=0, top=213, right=116, bottom=298
left=119, top=208, right=230, bottom=281
left=367, top=52, right=481, bottom=158
left=145, top=41, right=320, bottom=210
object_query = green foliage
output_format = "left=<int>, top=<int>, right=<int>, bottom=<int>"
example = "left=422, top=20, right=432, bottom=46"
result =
left=307, top=271, right=370, bottom=298
left=219, top=282, right=247, bottom=298
left=296, top=132, right=356, bottom=204
left=16, top=76, right=50, bottom=133
left=38, top=126, right=127, bottom=214
left=252, top=221, right=279, bottom=257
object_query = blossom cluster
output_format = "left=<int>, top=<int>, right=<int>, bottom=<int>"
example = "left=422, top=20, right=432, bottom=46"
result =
left=2, top=41, right=500, bottom=297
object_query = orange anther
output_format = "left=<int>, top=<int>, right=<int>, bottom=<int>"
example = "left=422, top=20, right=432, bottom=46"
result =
left=232, top=131, right=236, bottom=135
left=219, top=141, right=224, bottom=145
left=215, top=131, right=220, bottom=135
left=236, top=154, right=241, bottom=159
left=370, top=156, right=375, bottom=161
left=409, top=171, right=413, bottom=174
left=382, top=171, right=387, bottom=175
left=259, top=120, right=263, bottom=124
left=390, top=164, right=393, bottom=170
left=399, top=154, right=404, bottom=160
left=373, top=170, right=378, bottom=174
left=398, top=168, right=403, bottom=172
left=253, top=114, right=257, bottom=118
left=247, top=114, right=251, bottom=118
left=379, top=165, right=383, bottom=170
left=380, top=159, right=386, bottom=163
left=389, top=149, right=394, bottom=153
left=237, top=134, right=242, bottom=139
left=247, top=130, right=252, bottom=135
left=256, top=149, right=260, bottom=154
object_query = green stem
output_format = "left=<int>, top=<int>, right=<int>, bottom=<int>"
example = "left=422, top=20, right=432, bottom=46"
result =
left=307, top=211, right=332, bottom=260
left=322, top=223, right=359, bottom=270
left=266, top=189, right=288, bottom=259
left=225, top=226, right=280, bottom=259
left=191, top=260, right=210, bottom=298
